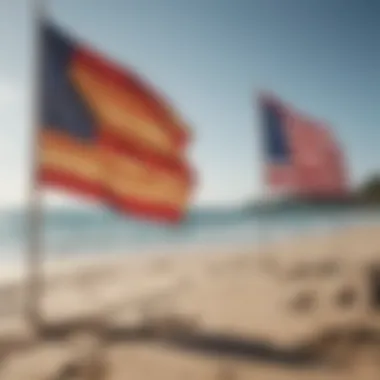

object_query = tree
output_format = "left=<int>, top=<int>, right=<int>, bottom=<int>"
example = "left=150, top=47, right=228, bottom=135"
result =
left=359, top=174, right=380, bottom=202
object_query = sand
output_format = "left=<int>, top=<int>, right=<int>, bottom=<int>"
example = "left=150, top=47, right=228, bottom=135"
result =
left=0, top=225, right=380, bottom=379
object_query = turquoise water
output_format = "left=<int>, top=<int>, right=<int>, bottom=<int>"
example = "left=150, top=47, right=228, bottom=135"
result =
left=1, top=205, right=380, bottom=262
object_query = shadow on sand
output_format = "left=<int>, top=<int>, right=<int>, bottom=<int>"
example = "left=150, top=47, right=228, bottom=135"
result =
left=35, top=320, right=320, bottom=369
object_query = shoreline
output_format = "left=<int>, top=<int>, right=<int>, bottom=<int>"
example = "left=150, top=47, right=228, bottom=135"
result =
left=0, top=222, right=378, bottom=298
left=1, top=221, right=377, bottom=276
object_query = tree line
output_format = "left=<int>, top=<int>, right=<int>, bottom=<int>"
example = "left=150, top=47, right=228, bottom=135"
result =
left=357, top=174, right=380, bottom=203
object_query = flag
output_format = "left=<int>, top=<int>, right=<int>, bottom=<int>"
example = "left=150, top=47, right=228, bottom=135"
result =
left=259, top=92, right=348, bottom=198
left=38, top=22, right=194, bottom=222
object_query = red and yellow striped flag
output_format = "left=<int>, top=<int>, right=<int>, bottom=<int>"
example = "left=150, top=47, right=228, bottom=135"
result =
left=39, top=22, right=195, bottom=222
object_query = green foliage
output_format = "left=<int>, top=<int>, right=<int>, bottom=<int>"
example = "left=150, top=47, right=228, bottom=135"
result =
left=358, top=174, right=380, bottom=203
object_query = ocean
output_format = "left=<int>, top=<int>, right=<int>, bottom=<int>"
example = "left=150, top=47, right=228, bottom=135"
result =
left=1, top=204, right=380, bottom=264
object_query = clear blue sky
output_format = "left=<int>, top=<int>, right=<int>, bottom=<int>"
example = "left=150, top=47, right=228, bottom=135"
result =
left=0, top=0, right=379, bottom=207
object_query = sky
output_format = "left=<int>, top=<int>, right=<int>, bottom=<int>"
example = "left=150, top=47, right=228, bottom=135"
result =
left=0, top=0, right=379, bottom=208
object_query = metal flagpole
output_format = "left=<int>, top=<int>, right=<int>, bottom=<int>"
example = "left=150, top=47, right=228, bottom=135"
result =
left=255, top=92, right=270, bottom=271
left=256, top=91, right=280, bottom=275
left=25, top=0, right=46, bottom=332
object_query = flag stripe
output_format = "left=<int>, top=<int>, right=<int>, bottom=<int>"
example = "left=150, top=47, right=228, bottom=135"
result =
left=70, top=59, right=183, bottom=157
left=40, top=169, right=185, bottom=222
left=39, top=139, right=191, bottom=207
left=39, top=151, right=190, bottom=208
left=40, top=130, right=193, bottom=182
left=73, top=47, right=190, bottom=145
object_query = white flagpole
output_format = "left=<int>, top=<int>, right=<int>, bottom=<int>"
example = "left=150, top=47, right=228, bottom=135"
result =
left=26, top=0, right=46, bottom=332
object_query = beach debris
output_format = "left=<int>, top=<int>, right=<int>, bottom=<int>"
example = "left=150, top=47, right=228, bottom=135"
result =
left=56, top=329, right=108, bottom=380
left=334, top=286, right=357, bottom=309
left=313, top=329, right=357, bottom=369
left=141, top=312, right=200, bottom=338
left=288, top=291, right=318, bottom=313
left=318, top=260, right=341, bottom=277
left=55, top=356, right=107, bottom=380
left=286, top=259, right=341, bottom=281
left=287, top=263, right=313, bottom=280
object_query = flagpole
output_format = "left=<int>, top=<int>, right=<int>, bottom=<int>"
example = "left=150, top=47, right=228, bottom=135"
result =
left=26, top=0, right=46, bottom=332
left=256, top=92, right=269, bottom=267
left=256, top=91, right=279, bottom=275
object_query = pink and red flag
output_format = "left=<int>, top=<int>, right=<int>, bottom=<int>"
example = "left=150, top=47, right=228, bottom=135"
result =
left=259, top=92, right=349, bottom=199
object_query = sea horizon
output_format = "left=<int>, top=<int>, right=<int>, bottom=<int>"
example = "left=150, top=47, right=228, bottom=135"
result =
left=1, top=203, right=380, bottom=265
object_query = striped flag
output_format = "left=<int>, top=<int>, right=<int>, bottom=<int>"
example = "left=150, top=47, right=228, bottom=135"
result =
left=38, top=22, right=194, bottom=222
left=259, top=92, right=348, bottom=199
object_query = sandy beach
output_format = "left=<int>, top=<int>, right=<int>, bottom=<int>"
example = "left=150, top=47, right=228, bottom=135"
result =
left=0, top=225, right=380, bottom=379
